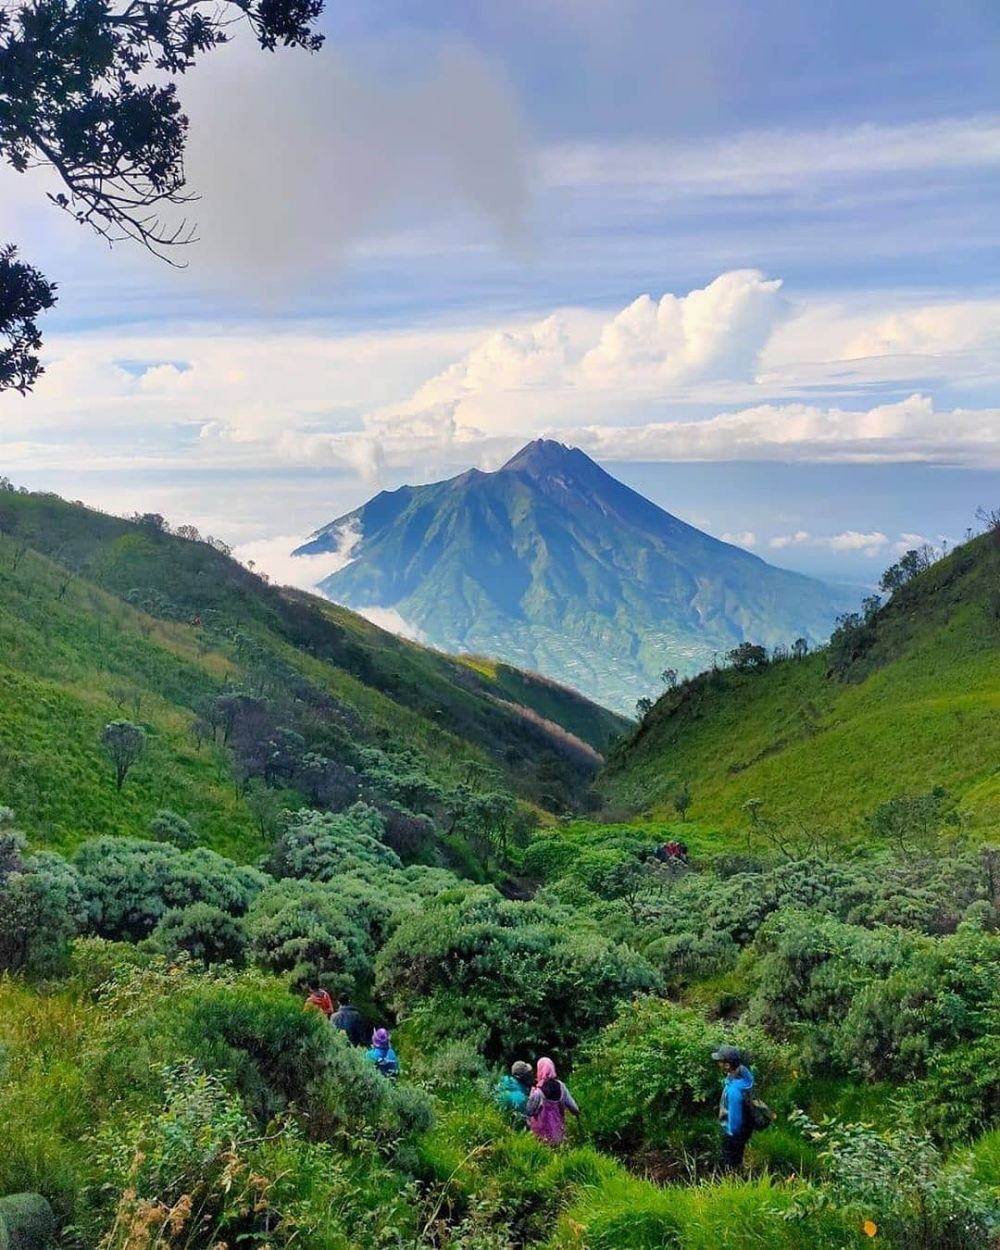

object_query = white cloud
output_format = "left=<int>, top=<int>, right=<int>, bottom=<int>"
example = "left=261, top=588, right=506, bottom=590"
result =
left=362, top=270, right=786, bottom=448
left=541, top=115, right=1000, bottom=199
left=350, top=606, right=426, bottom=642
left=762, top=296, right=1000, bottom=392
left=721, top=531, right=757, bottom=548
left=580, top=270, right=786, bottom=385
left=572, top=395, right=1000, bottom=468
left=233, top=520, right=361, bottom=589
left=770, top=531, right=811, bottom=549
left=816, top=530, right=889, bottom=556
left=6, top=275, right=1000, bottom=521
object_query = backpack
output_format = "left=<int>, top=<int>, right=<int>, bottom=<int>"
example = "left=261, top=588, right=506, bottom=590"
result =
left=374, top=1050, right=400, bottom=1080
left=745, top=1095, right=775, bottom=1132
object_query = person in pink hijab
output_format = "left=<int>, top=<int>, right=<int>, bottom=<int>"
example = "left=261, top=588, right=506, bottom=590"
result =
left=525, top=1056, right=579, bottom=1145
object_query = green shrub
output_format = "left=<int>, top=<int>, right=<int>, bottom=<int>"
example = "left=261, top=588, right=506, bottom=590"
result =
left=147, top=903, right=248, bottom=966
left=375, top=886, right=658, bottom=1060
left=74, top=838, right=266, bottom=941
left=789, top=1109, right=994, bottom=1250
left=0, top=849, right=85, bottom=976
left=91, top=1060, right=418, bottom=1250
left=745, top=910, right=917, bottom=1066
left=836, top=929, right=1000, bottom=1080
left=573, top=998, right=782, bottom=1159
left=175, top=984, right=334, bottom=1124
left=147, top=811, right=197, bottom=850
left=268, top=805, right=401, bottom=881
left=245, top=879, right=371, bottom=989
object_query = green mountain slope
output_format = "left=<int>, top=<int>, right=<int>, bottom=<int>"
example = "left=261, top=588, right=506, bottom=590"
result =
left=303, top=440, right=858, bottom=714
left=601, top=530, right=1000, bottom=835
left=0, top=486, right=626, bottom=853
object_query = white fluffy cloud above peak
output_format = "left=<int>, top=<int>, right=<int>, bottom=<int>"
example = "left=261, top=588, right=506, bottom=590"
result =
left=581, top=270, right=786, bottom=385
left=361, top=269, right=787, bottom=447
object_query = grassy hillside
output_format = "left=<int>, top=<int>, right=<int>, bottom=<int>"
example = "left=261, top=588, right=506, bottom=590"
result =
left=601, top=529, right=1000, bottom=838
left=0, top=487, right=625, bottom=855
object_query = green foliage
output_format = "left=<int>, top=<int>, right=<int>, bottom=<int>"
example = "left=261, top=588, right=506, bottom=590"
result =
left=789, top=1109, right=993, bottom=1250
left=573, top=999, right=723, bottom=1153
left=92, top=1060, right=417, bottom=1250
left=147, top=810, right=197, bottom=849
left=836, top=929, right=1000, bottom=1082
left=0, top=811, right=84, bottom=974
left=375, top=886, right=658, bottom=1060
left=74, top=836, right=266, bottom=941
left=147, top=902, right=248, bottom=966
left=867, top=787, right=958, bottom=853
left=726, top=642, right=769, bottom=672
left=268, top=804, right=401, bottom=880
left=245, top=878, right=375, bottom=989
left=574, top=998, right=782, bottom=1157
left=746, top=911, right=917, bottom=1067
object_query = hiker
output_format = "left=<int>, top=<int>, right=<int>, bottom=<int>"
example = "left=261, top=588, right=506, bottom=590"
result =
left=303, top=987, right=334, bottom=1018
left=713, top=1045, right=754, bottom=1170
left=367, top=1027, right=400, bottom=1079
left=331, top=993, right=366, bottom=1046
left=494, top=1061, right=534, bottom=1120
left=524, top=1057, right=579, bottom=1145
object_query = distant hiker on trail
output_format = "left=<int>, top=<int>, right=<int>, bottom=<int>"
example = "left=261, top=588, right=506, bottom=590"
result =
left=495, top=1061, right=534, bottom=1120
left=654, top=840, right=689, bottom=864
left=367, top=1027, right=400, bottom=1079
left=331, top=993, right=366, bottom=1046
left=525, top=1057, right=579, bottom=1145
left=713, top=1045, right=754, bottom=1171
left=303, top=987, right=334, bottom=1018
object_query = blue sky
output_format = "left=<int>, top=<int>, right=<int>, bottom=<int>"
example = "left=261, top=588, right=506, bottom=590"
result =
left=0, top=0, right=997, bottom=585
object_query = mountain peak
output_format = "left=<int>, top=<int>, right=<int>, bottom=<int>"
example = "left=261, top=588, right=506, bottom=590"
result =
left=500, top=439, right=584, bottom=474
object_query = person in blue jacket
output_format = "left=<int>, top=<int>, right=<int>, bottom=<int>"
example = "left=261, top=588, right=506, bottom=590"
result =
left=712, top=1045, right=754, bottom=1170
left=367, top=1027, right=400, bottom=1078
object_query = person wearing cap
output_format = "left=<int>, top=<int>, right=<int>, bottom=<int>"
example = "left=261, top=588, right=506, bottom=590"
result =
left=494, top=1060, right=534, bottom=1121
left=712, top=1045, right=754, bottom=1170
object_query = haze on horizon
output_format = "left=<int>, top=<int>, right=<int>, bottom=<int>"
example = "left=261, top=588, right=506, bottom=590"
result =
left=1, top=0, right=997, bottom=588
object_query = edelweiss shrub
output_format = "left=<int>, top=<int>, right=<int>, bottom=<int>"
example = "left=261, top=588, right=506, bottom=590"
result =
left=375, top=886, right=658, bottom=1059
left=74, top=837, right=266, bottom=941
left=147, top=902, right=249, bottom=967
left=267, top=804, right=401, bottom=881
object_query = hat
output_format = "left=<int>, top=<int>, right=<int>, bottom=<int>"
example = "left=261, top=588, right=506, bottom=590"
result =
left=711, top=1045, right=743, bottom=1065
left=372, top=1027, right=391, bottom=1048
left=511, top=1061, right=532, bottom=1080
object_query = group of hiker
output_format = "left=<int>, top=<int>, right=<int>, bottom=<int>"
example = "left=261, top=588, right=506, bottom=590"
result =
left=307, top=987, right=766, bottom=1169
left=496, top=1044, right=767, bottom=1168
left=304, top=988, right=400, bottom=1078
left=495, top=1055, right=580, bottom=1145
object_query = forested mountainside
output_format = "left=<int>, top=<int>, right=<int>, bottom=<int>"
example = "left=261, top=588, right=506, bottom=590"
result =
left=303, top=440, right=858, bottom=713
left=0, top=484, right=625, bottom=855
left=601, top=527, right=1000, bottom=840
